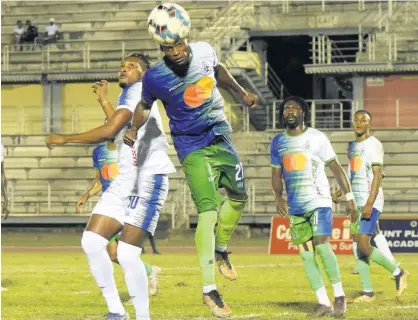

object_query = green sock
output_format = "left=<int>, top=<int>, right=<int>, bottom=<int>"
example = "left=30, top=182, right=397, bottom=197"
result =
left=370, top=247, right=397, bottom=273
left=300, top=251, right=325, bottom=291
left=215, top=198, right=246, bottom=249
left=143, top=262, right=152, bottom=278
left=316, top=243, right=342, bottom=284
left=195, top=210, right=217, bottom=286
left=356, top=256, right=373, bottom=292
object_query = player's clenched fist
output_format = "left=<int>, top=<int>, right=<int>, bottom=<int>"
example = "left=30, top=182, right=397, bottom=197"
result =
left=92, top=80, right=109, bottom=102
left=123, top=128, right=137, bottom=146
left=241, top=91, right=258, bottom=109
left=46, top=133, right=67, bottom=149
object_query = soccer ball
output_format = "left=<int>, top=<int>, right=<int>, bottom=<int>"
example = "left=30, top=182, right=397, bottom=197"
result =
left=147, top=3, right=191, bottom=44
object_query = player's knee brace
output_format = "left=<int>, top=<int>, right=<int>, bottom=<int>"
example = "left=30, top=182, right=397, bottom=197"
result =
left=81, top=231, right=108, bottom=255
left=117, top=241, right=142, bottom=269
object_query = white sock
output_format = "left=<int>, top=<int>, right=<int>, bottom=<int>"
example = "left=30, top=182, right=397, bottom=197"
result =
left=203, top=284, right=217, bottom=294
left=392, top=267, right=401, bottom=276
left=81, top=231, right=125, bottom=315
left=215, top=245, right=226, bottom=252
left=374, top=234, right=396, bottom=263
left=332, top=281, right=345, bottom=297
left=315, top=287, right=331, bottom=307
left=117, top=241, right=150, bottom=320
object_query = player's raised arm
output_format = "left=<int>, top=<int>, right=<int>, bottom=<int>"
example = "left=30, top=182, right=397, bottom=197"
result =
left=46, top=108, right=132, bottom=147
left=92, top=80, right=115, bottom=119
left=215, top=63, right=258, bottom=108
left=77, top=169, right=102, bottom=214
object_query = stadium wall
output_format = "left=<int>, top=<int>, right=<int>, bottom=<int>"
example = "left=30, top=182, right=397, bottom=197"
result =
left=363, top=75, right=418, bottom=128
left=1, top=84, right=43, bottom=134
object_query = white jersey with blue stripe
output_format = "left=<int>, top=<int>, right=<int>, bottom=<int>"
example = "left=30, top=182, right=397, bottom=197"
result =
left=114, top=81, right=176, bottom=178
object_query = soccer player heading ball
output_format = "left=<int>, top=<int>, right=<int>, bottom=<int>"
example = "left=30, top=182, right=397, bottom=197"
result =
left=124, top=3, right=259, bottom=318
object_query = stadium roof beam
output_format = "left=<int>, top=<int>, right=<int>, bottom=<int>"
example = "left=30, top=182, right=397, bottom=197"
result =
left=304, top=62, right=418, bottom=75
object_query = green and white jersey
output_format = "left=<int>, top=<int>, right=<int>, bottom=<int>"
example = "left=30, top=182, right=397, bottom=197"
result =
left=348, top=136, right=384, bottom=211
left=270, top=128, right=336, bottom=215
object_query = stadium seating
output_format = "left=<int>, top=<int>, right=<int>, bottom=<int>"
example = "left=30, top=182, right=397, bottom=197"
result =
left=3, top=129, right=418, bottom=220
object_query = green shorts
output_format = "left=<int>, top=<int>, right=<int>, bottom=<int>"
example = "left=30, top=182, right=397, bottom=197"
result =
left=289, top=207, right=333, bottom=245
left=181, top=135, right=246, bottom=213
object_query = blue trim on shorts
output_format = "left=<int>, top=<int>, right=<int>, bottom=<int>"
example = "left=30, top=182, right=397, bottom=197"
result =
left=359, top=207, right=381, bottom=235
left=313, top=207, right=333, bottom=237
left=142, top=174, right=164, bottom=231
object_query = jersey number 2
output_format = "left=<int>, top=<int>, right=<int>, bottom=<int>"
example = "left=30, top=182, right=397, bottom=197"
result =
left=235, top=162, right=244, bottom=181
left=128, top=196, right=140, bottom=209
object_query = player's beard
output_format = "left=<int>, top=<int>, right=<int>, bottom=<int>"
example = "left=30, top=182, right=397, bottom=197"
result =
left=284, top=116, right=302, bottom=130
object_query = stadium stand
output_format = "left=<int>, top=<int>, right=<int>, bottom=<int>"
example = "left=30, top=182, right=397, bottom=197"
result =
left=2, top=0, right=418, bottom=226
left=2, top=130, right=418, bottom=221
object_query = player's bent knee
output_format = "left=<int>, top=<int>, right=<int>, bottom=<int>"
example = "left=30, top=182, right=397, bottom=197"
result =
left=298, top=240, right=314, bottom=253
left=117, top=241, right=142, bottom=269
left=81, top=231, right=108, bottom=254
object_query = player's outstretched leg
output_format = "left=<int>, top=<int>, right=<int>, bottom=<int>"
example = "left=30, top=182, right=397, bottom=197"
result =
left=373, top=222, right=398, bottom=266
left=196, top=211, right=231, bottom=318
left=359, top=235, right=409, bottom=298
left=215, top=197, right=246, bottom=281
left=81, top=215, right=127, bottom=320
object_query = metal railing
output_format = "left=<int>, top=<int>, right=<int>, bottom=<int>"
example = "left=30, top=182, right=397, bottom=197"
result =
left=3, top=97, right=416, bottom=137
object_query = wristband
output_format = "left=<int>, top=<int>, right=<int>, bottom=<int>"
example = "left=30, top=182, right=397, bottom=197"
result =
left=345, top=192, right=354, bottom=201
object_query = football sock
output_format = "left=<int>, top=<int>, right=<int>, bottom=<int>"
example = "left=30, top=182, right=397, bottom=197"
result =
left=81, top=231, right=125, bottom=315
left=196, top=211, right=217, bottom=288
left=356, top=255, right=373, bottom=293
left=374, top=234, right=397, bottom=263
left=118, top=241, right=149, bottom=319
left=300, top=251, right=325, bottom=292
left=370, top=247, right=399, bottom=275
left=215, top=198, right=246, bottom=248
left=316, top=243, right=343, bottom=291
left=315, top=286, right=332, bottom=307
left=144, top=262, right=152, bottom=278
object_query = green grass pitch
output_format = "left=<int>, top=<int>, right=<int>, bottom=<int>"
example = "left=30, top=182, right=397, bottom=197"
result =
left=1, top=232, right=417, bottom=319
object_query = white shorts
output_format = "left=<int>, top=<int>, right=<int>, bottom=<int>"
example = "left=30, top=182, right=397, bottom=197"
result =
left=92, top=173, right=169, bottom=235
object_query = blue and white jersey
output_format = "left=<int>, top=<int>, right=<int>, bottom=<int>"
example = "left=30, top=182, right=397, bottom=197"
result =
left=114, top=81, right=176, bottom=178
left=141, top=41, right=231, bottom=162
left=270, top=128, right=335, bottom=215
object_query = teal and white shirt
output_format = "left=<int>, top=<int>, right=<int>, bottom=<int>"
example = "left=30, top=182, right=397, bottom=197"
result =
left=347, top=136, right=384, bottom=212
left=270, top=128, right=335, bottom=215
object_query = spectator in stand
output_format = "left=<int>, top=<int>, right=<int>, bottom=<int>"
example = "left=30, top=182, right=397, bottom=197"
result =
left=13, top=20, right=25, bottom=48
left=44, top=18, right=60, bottom=45
left=22, top=20, right=38, bottom=45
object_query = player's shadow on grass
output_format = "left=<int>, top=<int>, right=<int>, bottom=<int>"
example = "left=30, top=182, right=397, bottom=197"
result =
left=267, top=301, right=317, bottom=313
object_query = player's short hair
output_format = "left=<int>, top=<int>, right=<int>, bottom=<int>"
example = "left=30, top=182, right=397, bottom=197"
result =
left=278, top=96, right=310, bottom=126
left=354, top=109, right=372, bottom=121
left=128, top=53, right=152, bottom=70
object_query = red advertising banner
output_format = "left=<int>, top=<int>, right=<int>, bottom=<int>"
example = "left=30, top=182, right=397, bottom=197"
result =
left=268, top=216, right=353, bottom=254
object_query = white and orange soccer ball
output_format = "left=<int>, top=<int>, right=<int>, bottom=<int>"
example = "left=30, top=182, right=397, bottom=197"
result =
left=147, top=3, right=191, bottom=44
